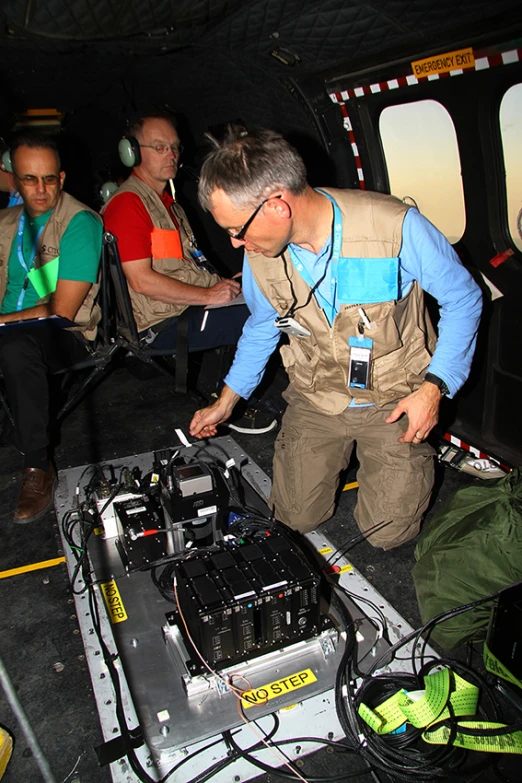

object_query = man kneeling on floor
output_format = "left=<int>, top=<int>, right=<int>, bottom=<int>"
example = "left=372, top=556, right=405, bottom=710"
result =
left=0, top=133, right=102, bottom=523
left=189, top=126, right=483, bottom=549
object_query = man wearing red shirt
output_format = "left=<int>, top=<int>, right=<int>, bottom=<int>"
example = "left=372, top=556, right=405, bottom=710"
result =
left=103, top=113, right=249, bottom=354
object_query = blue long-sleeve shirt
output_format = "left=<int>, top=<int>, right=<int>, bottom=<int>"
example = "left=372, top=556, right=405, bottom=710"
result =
left=225, top=207, right=482, bottom=401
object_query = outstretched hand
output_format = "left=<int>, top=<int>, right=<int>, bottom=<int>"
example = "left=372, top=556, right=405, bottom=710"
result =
left=189, top=385, right=241, bottom=440
left=386, top=382, right=442, bottom=443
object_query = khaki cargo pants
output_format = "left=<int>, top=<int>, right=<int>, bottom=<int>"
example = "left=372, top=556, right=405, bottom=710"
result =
left=270, top=387, right=435, bottom=549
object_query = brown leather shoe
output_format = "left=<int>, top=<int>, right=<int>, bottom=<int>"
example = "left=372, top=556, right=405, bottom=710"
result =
left=13, top=465, right=57, bottom=524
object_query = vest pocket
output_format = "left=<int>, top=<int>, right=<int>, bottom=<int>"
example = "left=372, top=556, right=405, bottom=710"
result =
left=337, top=256, right=399, bottom=304
left=340, top=304, right=402, bottom=361
left=403, top=338, right=433, bottom=387
left=372, top=336, right=432, bottom=396
left=280, top=340, right=320, bottom=389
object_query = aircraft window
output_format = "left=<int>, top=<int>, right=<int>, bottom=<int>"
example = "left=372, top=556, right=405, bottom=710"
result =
left=500, top=84, right=522, bottom=252
left=379, top=99, right=465, bottom=244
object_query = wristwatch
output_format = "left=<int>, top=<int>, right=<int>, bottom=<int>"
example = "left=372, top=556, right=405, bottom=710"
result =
left=424, top=372, right=449, bottom=397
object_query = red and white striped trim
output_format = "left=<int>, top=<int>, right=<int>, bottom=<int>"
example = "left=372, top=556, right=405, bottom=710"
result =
left=330, top=96, right=366, bottom=189
left=329, top=47, right=522, bottom=101
left=442, top=432, right=490, bottom=460
left=442, top=433, right=512, bottom=471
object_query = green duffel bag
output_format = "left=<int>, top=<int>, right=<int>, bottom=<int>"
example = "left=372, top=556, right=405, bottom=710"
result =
left=412, top=468, right=522, bottom=649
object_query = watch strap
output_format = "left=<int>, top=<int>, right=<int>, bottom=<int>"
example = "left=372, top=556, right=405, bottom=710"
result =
left=425, top=372, right=449, bottom=396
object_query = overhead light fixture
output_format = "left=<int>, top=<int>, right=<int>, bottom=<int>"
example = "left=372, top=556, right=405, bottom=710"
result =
left=270, top=47, right=301, bottom=66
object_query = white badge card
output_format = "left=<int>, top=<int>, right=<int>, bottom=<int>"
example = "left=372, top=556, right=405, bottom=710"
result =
left=348, top=336, right=373, bottom=389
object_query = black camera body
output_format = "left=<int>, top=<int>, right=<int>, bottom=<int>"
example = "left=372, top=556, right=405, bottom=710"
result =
left=155, top=451, right=226, bottom=554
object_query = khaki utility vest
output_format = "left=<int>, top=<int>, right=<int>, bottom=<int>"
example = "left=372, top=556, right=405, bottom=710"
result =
left=0, top=192, right=101, bottom=341
left=102, top=175, right=220, bottom=332
left=248, top=188, right=437, bottom=414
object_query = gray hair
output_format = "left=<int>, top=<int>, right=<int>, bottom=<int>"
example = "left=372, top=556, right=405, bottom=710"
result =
left=198, top=125, right=307, bottom=211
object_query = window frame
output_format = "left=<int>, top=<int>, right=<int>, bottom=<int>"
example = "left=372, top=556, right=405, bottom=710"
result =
left=378, top=97, right=467, bottom=244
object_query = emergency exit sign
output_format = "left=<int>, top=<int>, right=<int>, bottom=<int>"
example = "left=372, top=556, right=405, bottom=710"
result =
left=411, top=47, right=475, bottom=77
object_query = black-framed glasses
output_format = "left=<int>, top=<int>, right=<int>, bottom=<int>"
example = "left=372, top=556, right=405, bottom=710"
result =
left=14, top=173, right=61, bottom=187
left=228, top=195, right=282, bottom=241
left=139, top=143, right=183, bottom=156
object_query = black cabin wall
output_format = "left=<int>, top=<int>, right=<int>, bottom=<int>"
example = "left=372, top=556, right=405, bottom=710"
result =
left=0, top=37, right=331, bottom=273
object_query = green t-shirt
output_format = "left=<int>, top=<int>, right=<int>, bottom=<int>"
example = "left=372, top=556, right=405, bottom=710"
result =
left=0, top=208, right=102, bottom=315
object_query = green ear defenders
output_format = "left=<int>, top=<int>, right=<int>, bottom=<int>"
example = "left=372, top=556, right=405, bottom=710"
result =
left=118, top=135, right=141, bottom=168
left=1, top=149, right=12, bottom=173
left=99, top=181, right=119, bottom=203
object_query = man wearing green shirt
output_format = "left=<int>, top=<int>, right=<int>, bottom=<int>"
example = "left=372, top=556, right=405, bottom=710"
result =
left=0, top=133, right=102, bottom=523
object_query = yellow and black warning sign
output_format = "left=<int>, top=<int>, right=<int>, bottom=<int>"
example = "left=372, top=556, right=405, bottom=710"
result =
left=241, top=668, right=317, bottom=709
left=100, top=580, right=128, bottom=623
left=411, top=47, right=474, bottom=78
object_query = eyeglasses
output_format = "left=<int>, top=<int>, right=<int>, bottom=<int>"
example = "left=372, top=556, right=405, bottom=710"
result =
left=139, top=144, right=183, bottom=156
left=228, top=195, right=282, bottom=241
left=14, top=173, right=60, bottom=187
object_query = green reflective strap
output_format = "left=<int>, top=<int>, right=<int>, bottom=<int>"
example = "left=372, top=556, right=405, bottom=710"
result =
left=359, top=668, right=520, bottom=752
left=484, top=642, right=522, bottom=690
left=400, top=668, right=451, bottom=728
left=435, top=672, right=479, bottom=724
left=358, top=690, right=408, bottom=735
left=423, top=721, right=522, bottom=754
left=359, top=669, right=479, bottom=735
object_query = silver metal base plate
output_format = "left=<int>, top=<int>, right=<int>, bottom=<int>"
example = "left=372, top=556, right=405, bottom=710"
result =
left=55, top=436, right=436, bottom=782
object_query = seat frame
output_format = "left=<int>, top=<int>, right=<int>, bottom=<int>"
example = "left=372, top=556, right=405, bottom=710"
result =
left=102, top=231, right=188, bottom=392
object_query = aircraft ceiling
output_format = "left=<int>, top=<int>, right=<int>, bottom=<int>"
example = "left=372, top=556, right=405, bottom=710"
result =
left=0, top=1, right=521, bottom=165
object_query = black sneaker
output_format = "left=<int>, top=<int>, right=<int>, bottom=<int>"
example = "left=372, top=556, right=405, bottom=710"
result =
left=227, top=408, right=278, bottom=435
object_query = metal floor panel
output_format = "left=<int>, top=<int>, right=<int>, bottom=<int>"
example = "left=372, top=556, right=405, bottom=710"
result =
left=55, top=437, right=437, bottom=783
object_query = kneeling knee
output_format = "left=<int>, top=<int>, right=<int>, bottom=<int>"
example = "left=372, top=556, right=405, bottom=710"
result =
left=358, top=517, right=422, bottom=550
left=271, top=498, right=336, bottom=535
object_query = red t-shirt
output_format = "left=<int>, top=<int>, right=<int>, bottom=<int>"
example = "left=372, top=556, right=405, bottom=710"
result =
left=103, top=176, right=176, bottom=263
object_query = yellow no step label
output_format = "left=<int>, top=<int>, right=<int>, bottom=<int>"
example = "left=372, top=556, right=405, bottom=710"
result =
left=0, top=727, right=13, bottom=778
left=100, top=580, right=128, bottom=623
left=241, top=668, right=317, bottom=709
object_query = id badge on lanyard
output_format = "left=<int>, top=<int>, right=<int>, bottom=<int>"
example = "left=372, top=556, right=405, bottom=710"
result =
left=348, top=309, right=375, bottom=390
left=348, top=335, right=373, bottom=389
left=16, top=212, right=44, bottom=311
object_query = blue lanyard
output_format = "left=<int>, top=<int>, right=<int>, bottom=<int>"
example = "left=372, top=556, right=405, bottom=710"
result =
left=16, top=211, right=44, bottom=311
left=287, top=192, right=342, bottom=323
